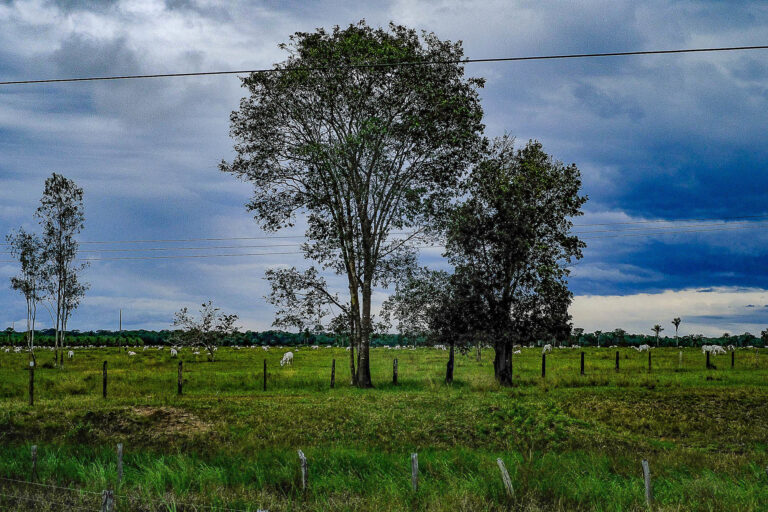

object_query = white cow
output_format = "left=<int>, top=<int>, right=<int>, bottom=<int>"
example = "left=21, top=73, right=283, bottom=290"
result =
left=542, top=344, right=552, bottom=354
left=281, top=351, right=294, bottom=367
left=634, top=344, right=651, bottom=352
left=170, top=348, right=178, bottom=357
left=67, top=350, right=74, bottom=359
left=262, top=346, right=269, bottom=351
left=311, top=345, right=319, bottom=350
left=128, top=351, right=136, bottom=356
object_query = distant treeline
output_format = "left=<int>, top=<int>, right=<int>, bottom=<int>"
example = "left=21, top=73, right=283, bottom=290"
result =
left=1, top=328, right=765, bottom=348
left=0, top=328, right=424, bottom=348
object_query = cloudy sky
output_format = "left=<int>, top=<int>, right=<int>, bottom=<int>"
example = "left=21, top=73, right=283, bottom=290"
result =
left=1, top=0, right=768, bottom=337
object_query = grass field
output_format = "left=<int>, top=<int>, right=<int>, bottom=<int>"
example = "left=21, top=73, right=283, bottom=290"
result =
left=0, top=345, right=767, bottom=511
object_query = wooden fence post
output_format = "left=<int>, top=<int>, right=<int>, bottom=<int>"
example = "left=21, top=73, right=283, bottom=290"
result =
left=330, top=359, right=335, bottom=389
left=263, top=359, right=267, bottom=392
left=679, top=350, right=682, bottom=369
left=28, top=362, right=34, bottom=406
left=393, top=358, right=398, bottom=385
left=580, top=351, right=585, bottom=376
left=101, top=489, right=114, bottom=512
left=541, top=353, right=546, bottom=378
left=496, top=458, right=514, bottom=497
left=177, top=361, right=183, bottom=395
left=102, top=361, right=108, bottom=399
left=116, top=443, right=123, bottom=486
left=30, top=445, right=37, bottom=481
left=641, top=459, right=653, bottom=508
left=297, top=449, right=308, bottom=492
left=615, top=351, right=619, bottom=372
left=731, top=350, right=735, bottom=368
left=411, top=453, right=418, bottom=492
left=706, top=351, right=711, bottom=369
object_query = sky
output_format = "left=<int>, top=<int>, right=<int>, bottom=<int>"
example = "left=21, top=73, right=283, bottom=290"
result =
left=1, top=0, right=768, bottom=337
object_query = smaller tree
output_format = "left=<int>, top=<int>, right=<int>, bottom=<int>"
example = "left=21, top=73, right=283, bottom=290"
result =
left=7, top=229, right=46, bottom=360
left=652, top=324, right=664, bottom=347
left=671, top=317, right=681, bottom=347
left=171, top=301, right=238, bottom=361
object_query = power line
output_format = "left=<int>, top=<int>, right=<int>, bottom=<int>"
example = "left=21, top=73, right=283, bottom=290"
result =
left=1, top=243, right=303, bottom=255
left=1, top=45, right=766, bottom=86
left=573, top=219, right=768, bottom=234
left=0, top=232, right=417, bottom=246
left=572, top=213, right=768, bottom=227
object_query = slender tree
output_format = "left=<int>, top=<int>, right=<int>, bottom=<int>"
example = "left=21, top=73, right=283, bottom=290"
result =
left=672, top=317, right=681, bottom=347
left=221, top=22, right=485, bottom=387
left=6, top=229, right=46, bottom=361
left=612, top=328, right=626, bottom=347
left=652, top=324, right=664, bottom=347
left=171, top=301, right=239, bottom=362
left=442, top=137, right=586, bottom=385
left=36, top=173, right=88, bottom=365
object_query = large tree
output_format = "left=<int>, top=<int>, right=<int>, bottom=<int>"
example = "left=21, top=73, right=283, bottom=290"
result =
left=443, top=137, right=586, bottom=386
left=36, top=173, right=88, bottom=365
left=6, top=229, right=46, bottom=360
left=221, top=22, right=485, bottom=387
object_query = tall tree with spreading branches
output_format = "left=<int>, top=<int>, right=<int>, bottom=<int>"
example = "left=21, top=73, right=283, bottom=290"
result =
left=442, top=136, right=586, bottom=386
left=36, top=173, right=88, bottom=365
left=221, top=21, right=485, bottom=387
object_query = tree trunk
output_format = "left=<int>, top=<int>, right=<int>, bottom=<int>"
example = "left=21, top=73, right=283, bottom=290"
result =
left=475, top=340, right=481, bottom=362
left=493, top=342, right=513, bottom=386
left=356, top=284, right=373, bottom=388
left=445, top=341, right=455, bottom=384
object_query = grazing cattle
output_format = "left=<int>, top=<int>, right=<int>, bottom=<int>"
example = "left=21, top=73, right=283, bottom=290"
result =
left=262, top=346, right=269, bottom=351
left=311, top=345, right=319, bottom=350
left=128, top=351, right=136, bottom=356
left=702, top=345, right=726, bottom=355
left=170, top=348, right=178, bottom=357
left=634, top=344, right=651, bottom=352
left=281, top=351, right=294, bottom=367
left=67, top=350, right=74, bottom=359
left=542, top=344, right=552, bottom=354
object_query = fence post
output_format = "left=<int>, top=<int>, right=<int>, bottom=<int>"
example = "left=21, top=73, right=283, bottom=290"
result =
left=263, top=359, right=267, bottom=391
left=28, top=362, right=34, bottom=406
left=648, top=351, right=651, bottom=373
left=101, top=489, right=115, bottom=512
left=102, top=361, right=108, bottom=399
left=411, top=453, right=418, bottom=492
left=615, top=351, right=619, bottom=372
left=393, top=358, right=398, bottom=385
left=297, top=449, right=308, bottom=492
left=116, top=443, right=123, bottom=486
left=706, top=351, right=711, bottom=369
left=496, top=458, right=514, bottom=497
left=30, top=445, right=37, bottom=481
left=177, top=361, right=183, bottom=395
left=679, top=350, right=682, bottom=369
left=731, top=350, right=735, bottom=368
left=330, top=358, right=335, bottom=389
left=641, top=459, right=653, bottom=508
left=580, top=351, right=585, bottom=376
left=541, top=353, right=546, bottom=378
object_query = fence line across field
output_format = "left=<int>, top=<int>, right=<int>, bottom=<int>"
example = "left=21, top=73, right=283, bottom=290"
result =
left=0, top=446, right=683, bottom=511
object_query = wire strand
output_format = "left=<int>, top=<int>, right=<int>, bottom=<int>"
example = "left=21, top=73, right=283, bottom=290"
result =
left=1, top=45, right=766, bottom=85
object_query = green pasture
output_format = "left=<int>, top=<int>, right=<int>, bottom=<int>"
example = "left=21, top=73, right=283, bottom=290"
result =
left=0, top=346, right=766, bottom=511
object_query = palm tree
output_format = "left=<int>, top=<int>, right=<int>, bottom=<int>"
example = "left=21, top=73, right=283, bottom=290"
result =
left=652, top=325, right=664, bottom=347
left=672, top=317, right=681, bottom=347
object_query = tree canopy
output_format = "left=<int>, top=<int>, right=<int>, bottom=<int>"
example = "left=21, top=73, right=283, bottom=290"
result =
left=221, top=21, right=485, bottom=387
